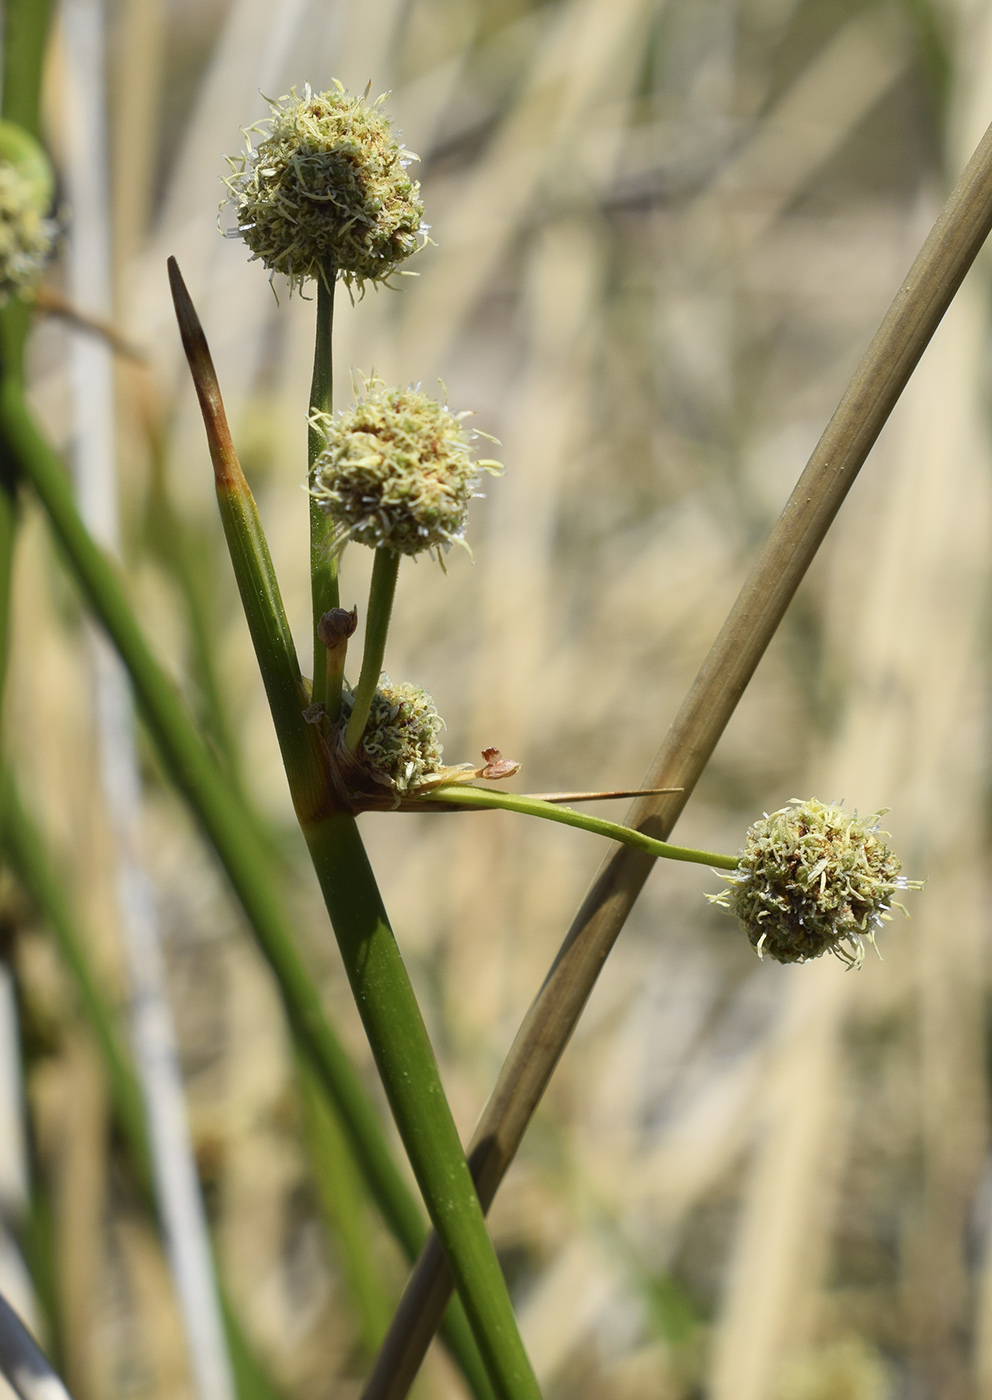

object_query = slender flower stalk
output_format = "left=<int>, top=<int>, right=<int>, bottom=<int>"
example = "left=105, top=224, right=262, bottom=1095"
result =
left=309, top=269, right=338, bottom=705
left=344, top=548, right=400, bottom=752
left=317, top=606, right=357, bottom=725
left=421, top=784, right=738, bottom=869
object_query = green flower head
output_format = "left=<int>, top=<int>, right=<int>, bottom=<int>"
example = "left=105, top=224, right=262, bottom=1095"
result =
left=223, top=82, right=427, bottom=294
left=0, top=121, right=55, bottom=303
left=311, top=378, right=501, bottom=562
left=345, top=677, right=444, bottom=794
left=709, top=798, right=923, bottom=969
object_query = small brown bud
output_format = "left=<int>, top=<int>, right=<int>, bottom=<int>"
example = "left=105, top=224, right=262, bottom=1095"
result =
left=317, top=607, right=358, bottom=648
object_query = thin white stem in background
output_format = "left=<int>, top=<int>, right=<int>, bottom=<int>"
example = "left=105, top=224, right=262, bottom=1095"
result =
left=0, top=1290, right=74, bottom=1400
left=60, top=3, right=235, bottom=1399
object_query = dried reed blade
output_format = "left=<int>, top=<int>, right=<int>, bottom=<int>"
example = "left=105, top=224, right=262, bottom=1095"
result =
left=362, top=106, right=992, bottom=1400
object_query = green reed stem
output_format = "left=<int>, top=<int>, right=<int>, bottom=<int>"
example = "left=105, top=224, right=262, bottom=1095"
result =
left=1, top=768, right=152, bottom=1186
left=309, top=269, right=338, bottom=705
left=0, top=768, right=284, bottom=1400
left=304, top=811, right=540, bottom=1400
left=0, top=301, right=29, bottom=714
left=2, top=0, right=54, bottom=139
left=174, top=261, right=522, bottom=1398
left=168, top=259, right=326, bottom=810
left=0, top=385, right=428, bottom=1258
left=297, top=1053, right=394, bottom=1359
left=423, top=786, right=738, bottom=869
left=344, top=547, right=400, bottom=752
left=0, top=0, right=53, bottom=723
left=144, top=436, right=247, bottom=800
left=168, top=263, right=497, bottom=1400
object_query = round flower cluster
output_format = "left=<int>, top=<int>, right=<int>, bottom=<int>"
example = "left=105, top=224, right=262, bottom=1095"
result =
left=224, top=83, right=426, bottom=293
left=346, top=677, right=444, bottom=794
left=0, top=121, right=54, bottom=303
left=709, top=798, right=922, bottom=968
left=311, top=379, right=501, bottom=561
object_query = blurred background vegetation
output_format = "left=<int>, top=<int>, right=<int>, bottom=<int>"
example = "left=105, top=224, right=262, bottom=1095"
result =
left=2, top=0, right=991, bottom=1397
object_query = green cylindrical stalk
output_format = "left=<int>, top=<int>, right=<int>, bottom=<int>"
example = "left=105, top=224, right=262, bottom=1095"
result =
left=304, top=811, right=541, bottom=1400
left=317, top=607, right=357, bottom=725
left=309, top=269, right=338, bottom=705
left=2, top=0, right=54, bottom=139
left=344, top=547, right=400, bottom=752
left=296, top=1053, right=393, bottom=1359
left=0, top=387, right=427, bottom=1254
left=422, top=786, right=738, bottom=869
left=168, top=265, right=497, bottom=1399
left=0, top=769, right=285, bottom=1400
left=0, top=298, right=34, bottom=740
left=1, top=768, right=152, bottom=1187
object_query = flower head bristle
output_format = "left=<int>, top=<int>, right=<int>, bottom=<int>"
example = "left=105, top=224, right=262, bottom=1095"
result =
left=310, top=377, right=502, bottom=562
left=223, top=82, right=427, bottom=294
left=708, top=798, right=923, bottom=968
left=0, top=120, right=55, bottom=303
left=344, top=676, right=444, bottom=794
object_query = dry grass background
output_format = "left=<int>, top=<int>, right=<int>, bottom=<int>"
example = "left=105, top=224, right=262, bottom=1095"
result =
left=1, top=0, right=991, bottom=1397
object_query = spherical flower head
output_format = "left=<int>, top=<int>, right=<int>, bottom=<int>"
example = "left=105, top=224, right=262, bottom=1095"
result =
left=223, top=82, right=427, bottom=294
left=0, top=121, right=55, bottom=303
left=345, top=677, right=444, bottom=794
left=311, top=378, right=501, bottom=562
left=709, top=798, right=923, bottom=969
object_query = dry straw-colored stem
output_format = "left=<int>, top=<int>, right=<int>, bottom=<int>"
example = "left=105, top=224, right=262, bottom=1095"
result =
left=363, top=115, right=992, bottom=1400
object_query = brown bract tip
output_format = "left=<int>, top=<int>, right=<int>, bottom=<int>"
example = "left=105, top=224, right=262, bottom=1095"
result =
left=478, top=749, right=521, bottom=781
left=168, top=256, right=242, bottom=488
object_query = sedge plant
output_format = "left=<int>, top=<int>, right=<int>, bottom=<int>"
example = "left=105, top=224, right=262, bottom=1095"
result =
left=177, top=82, right=750, bottom=1398
left=0, top=20, right=489, bottom=1396
left=0, top=31, right=962, bottom=1400
left=167, top=78, right=944, bottom=1399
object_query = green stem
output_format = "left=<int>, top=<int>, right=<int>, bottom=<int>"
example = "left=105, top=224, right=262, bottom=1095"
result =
left=215, top=475, right=327, bottom=818
left=304, top=811, right=541, bottom=1400
left=0, top=386, right=424, bottom=1261
left=317, top=607, right=357, bottom=726
left=2, top=0, right=54, bottom=139
left=297, top=1053, right=393, bottom=1359
left=0, top=301, right=34, bottom=728
left=422, top=786, right=739, bottom=869
left=309, top=269, right=338, bottom=705
left=0, top=768, right=284, bottom=1400
left=1, top=767, right=152, bottom=1187
left=144, top=440, right=247, bottom=798
left=344, top=548, right=400, bottom=752
left=167, top=264, right=496, bottom=1400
